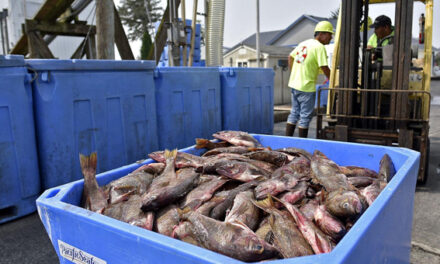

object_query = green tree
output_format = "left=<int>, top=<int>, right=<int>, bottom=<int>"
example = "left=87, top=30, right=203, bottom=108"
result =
left=329, top=7, right=339, bottom=20
left=118, top=0, right=163, bottom=41
left=140, top=30, right=153, bottom=60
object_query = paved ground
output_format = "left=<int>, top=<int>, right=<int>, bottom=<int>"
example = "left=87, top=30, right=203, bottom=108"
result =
left=1, top=80, right=440, bottom=263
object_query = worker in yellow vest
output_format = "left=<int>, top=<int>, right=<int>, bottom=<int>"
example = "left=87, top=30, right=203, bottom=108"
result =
left=286, top=21, right=332, bottom=138
left=367, top=15, right=394, bottom=48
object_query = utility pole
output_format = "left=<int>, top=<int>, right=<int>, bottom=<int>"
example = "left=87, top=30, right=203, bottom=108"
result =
left=256, top=0, right=261, bottom=67
left=96, top=0, right=115, bottom=59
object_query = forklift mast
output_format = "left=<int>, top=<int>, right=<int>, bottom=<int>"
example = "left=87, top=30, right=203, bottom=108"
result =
left=317, top=0, right=433, bottom=183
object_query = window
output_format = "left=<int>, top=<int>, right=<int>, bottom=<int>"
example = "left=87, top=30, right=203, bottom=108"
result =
left=237, top=61, right=248, bottom=67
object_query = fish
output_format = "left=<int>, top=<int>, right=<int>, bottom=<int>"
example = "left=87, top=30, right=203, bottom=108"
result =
left=255, top=217, right=274, bottom=244
left=311, top=150, right=353, bottom=192
left=172, top=221, right=201, bottom=246
left=275, top=147, right=312, bottom=160
left=324, top=190, right=363, bottom=219
left=195, top=138, right=230, bottom=149
left=155, top=205, right=180, bottom=237
left=348, top=176, right=376, bottom=188
left=132, top=162, right=165, bottom=175
left=225, top=190, right=260, bottom=230
left=141, top=150, right=200, bottom=211
left=214, top=159, right=269, bottom=182
left=378, top=154, right=396, bottom=183
left=340, top=166, right=379, bottom=178
left=195, top=192, right=229, bottom=216
left=203, top=153, right=277, bottom=175
left=180, top=176, right=229, bottom=209
left=79, top=152, right=108, bottom=213
left=300, top=199, right=320, bottom=221
left=177, top=208, right=278, bottom=262
left=253, top=196, right=314, bottom=258
left=103, top=195, right=154, bottom=230
left=274, top=197, right=333, bottom=254
left=360, top=180, right=381, bottom=206
left=254, top=156, right=310, bottom=199
left=201, top=146, right=252, bottom=157
left=148, top=150, right=205, bottom=169
left=314, top=204, right=346, bottom=241
left=105, top=171, right=154, bottom=204
left=213, top=130, right=263, bottom=148
left=243, top=150, right=289, bottom=167
left=277, top=181, right=309, bottom=205
left=210, top=180, right=260, bottom=220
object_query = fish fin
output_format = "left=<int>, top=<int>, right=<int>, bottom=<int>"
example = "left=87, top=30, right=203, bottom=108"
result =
left=164, top=149, right=178, bottom=159
left=176, top=206, right=192, bottom=219
left=228, top=219, right=251, bottom=231
left=195, top=138, right=210, bottom=149
left=314, top=232, right=325, bottom=254
left=254, top=175, right=267, bottom=182
left=79, top=152, right=97, bottom=176
left=252, top=195, right=275, bottom=213
left=318, top=190, right=328, bottom=204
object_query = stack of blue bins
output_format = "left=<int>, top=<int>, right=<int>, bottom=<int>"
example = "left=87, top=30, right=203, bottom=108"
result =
left=27, top=59, right=159, bottom=190
left=153, top=67, right=222, bottom=150
left=0, top=55, right=40, bottom=223
left=158, top=19, right=202, bottom=67
left=219, top=67, right=275, bottom=134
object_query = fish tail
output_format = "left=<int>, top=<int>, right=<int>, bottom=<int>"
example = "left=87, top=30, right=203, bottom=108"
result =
left=164, top=149, right=178, bottom=159
left=79, top=152, right=98, bottom=189
left=177, top=206, right=192, bottom=220
left=195, top=138, right=211, bottom=149
left=252, top=195, right=275, bottom=213
left=79, top=152, right=97, bottom=176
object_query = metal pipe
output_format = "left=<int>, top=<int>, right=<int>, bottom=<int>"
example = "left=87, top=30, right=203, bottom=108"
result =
left=256, top=0, right=260, bottom=67
left=181, top=0, right=188, bottom=66
left=3, top=9, right=9, bottom=52
left=206, top=0, right=225, bottom=66
left=188, top=0, right=198, bottom=66
left=361, top=0, right=369, bottom=89
left=0, top=11, right=5, bottom=54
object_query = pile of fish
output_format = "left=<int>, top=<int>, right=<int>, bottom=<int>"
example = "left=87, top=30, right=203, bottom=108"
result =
left=80, top=130, right=396, bottom=262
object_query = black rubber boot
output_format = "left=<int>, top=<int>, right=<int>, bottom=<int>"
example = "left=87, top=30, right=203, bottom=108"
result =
left=286, top=123, right=296, bottom=136
left=298, top=127, right=308, bottom=138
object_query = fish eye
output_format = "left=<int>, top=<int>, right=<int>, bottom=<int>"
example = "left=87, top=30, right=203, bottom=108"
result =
left=254, top=245, right=263, bottom=251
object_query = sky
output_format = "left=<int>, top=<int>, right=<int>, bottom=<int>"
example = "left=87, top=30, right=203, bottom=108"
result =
left=114, top=0, right=440, bottom=57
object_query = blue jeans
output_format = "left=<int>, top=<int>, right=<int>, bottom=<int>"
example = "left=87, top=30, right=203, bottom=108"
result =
left=287, top=89, right=316, bottom=128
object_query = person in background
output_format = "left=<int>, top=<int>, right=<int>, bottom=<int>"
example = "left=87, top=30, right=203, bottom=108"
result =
left=367, top=15, right=394, bottom=49
left=285, top=21, right=332, bottom=138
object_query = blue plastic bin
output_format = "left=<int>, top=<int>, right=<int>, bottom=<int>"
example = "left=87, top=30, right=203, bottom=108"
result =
left=153, top=67, right=222, bottom=150
left=0, top=55, right=40, bottom=223
left=27, top=59, right=159, bottom=190
left=37, top=135, right=419, bottom=264
left=316, top=84, right=329, bottom=108
left=220, top=68, right=274, bottom=134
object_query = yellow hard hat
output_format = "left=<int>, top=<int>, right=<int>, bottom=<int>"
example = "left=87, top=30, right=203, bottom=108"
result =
left=314, top=21, right=334, bottom=34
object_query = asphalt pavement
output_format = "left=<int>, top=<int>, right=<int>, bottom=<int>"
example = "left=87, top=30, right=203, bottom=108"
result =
left=1, top=80, right=440, bottom=263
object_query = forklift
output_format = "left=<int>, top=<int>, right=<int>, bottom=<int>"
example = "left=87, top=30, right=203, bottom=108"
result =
left=316, top=0, right=433, bottom=183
